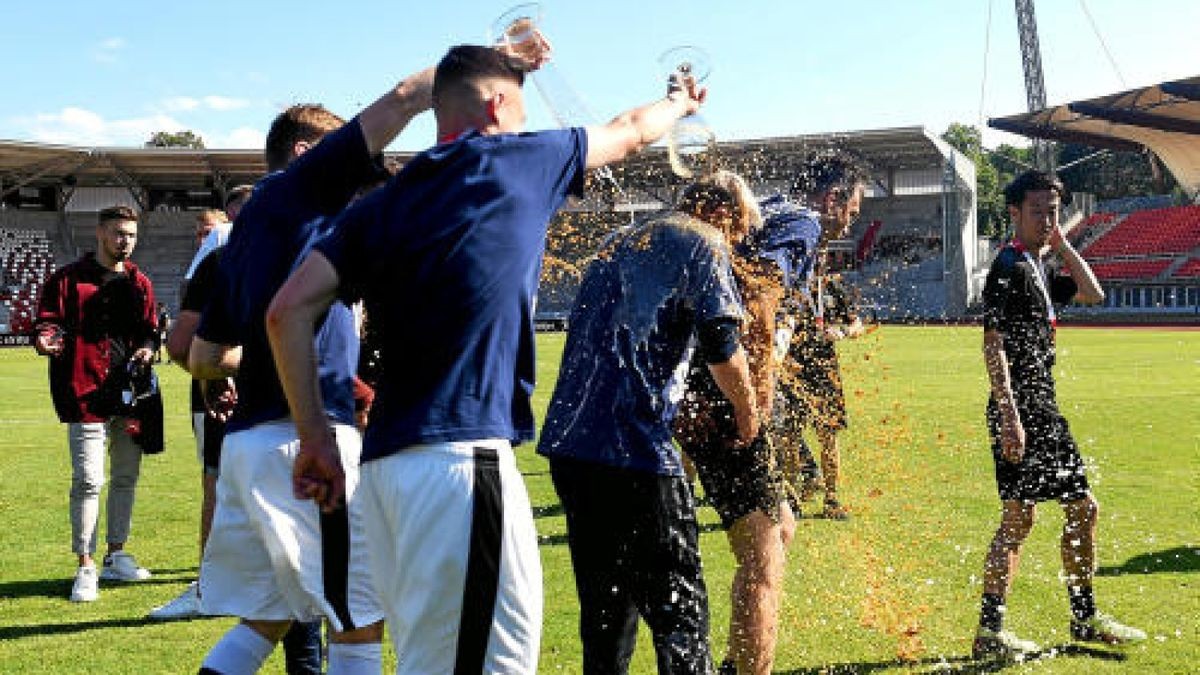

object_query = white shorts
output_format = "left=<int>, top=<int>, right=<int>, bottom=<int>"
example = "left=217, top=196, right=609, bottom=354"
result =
left=199, top=419, right=382, bottom=633
left=360, top=439, right=542, bottom=674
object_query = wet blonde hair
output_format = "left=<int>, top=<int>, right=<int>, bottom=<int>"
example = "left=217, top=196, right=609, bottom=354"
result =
left=676, top=169, right=762, bottom=246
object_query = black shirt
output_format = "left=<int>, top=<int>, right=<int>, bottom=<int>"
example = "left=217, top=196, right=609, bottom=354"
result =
left=182, top=249, right=220, bottom=413
left=982, top=242, right=1077, bottom=414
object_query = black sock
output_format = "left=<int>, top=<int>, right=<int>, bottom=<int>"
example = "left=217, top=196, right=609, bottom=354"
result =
left=1067, top=585, right=1096, bottom=622
left=980, top=593, right=1006, bottom=632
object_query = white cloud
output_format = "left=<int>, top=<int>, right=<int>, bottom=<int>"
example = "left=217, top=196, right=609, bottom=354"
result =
left=159, top=95, right=250, bottom=113
left=93, top=37, right=127, bottom=64
left=202, top=95, right=250, bottom=111
left=5, top=105, right=267, bottom=149
left=207, top=126, right=265, bottom=149
left=11, top=106, right=187, bottom=146
left=162, top=96, right=200, bottom=112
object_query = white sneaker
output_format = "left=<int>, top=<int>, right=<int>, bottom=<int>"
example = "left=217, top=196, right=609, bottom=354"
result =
left=100, top=550, right=151, bottom=582
left=70, top=565, right=99, bottom=602
left=148, top=581, right=203, bottom=620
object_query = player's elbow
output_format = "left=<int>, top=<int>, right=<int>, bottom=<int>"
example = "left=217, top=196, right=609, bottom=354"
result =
left=265, top=288, right=307, bottom=343
left=1077, top=287, right=1105, bottom=305
left=188, top=338, right=238, bottom=380
left=165, top=339, right=189, bottom=366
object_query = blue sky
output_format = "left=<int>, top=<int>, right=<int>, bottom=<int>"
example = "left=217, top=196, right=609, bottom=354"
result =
left=1, top=1, right=1196, bottom=151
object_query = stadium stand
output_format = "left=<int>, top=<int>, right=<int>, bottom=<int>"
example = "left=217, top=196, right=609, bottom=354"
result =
left=1082, top=205, right=1200, bottom=259
left=0, top=226, right=55, bottom=334
left=1088, top=258, right=1175, bottom=280
left=1067, top=211, right=1120, bottom=248
left=1171, top=257, right=1200, bottom=278
left=1064, top=203, right=1200, bottom=316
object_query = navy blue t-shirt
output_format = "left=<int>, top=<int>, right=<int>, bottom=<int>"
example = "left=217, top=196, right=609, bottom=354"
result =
left=536, top=213, right=744, bottom=476
left=196, top=118, right=386, bottom=432
left=748, top=195, right=822, bottom=297
left=315, top=128, right=587, bottom=461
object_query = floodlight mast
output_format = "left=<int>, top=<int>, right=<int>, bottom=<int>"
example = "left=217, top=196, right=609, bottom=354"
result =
left=1015, top=0, right=1056, bottom=171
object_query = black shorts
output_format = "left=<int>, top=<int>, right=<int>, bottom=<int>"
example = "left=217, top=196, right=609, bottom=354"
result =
left=776, top=339, right=847, bottom=432
left=682, top=432, right=785, bottom=530
left=986, top=402, right=1089, bottom=503
left=192, top=410, right=225, bottom=475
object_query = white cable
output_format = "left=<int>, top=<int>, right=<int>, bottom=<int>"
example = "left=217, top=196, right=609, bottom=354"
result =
left=1077, top=0, right=1126, bottom=87
left=978, top=0, right=994, bottom=132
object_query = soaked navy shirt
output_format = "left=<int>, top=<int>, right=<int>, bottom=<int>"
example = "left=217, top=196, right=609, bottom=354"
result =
left=746, top=195, right=822, bottom=296
left=982, top=242, right=1077, bottom=416
left=197, top=118, right=385, bottom=432
left=315, top=128, right=587, bottom=461
left=537, top=213, right=744, bottom=476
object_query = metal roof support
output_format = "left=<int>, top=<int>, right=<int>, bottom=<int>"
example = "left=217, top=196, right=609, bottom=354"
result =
left=1067, top=102, right=1200, bottom=135
left=1014, top=0, right=1056, bottom=171
left=0, top=153, right=92, bottom=201
left=987, top=118, right=1144, bottom=152
left=95, top=152, right=149, bottom=212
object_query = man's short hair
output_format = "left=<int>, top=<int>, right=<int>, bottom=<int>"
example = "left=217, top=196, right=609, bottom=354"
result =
left=791, top=150, right=870, bottom=202
left=196, top=208, right=229, bottom=225
left=1003, top=169, right=1067, bottom=207
left=224, top=184, right=254, bottom=210
left=433, top=45, right=526, bottom=108
left=264, top=104, right=345, bottom=172
left=98, top=205, right=138, bottom=226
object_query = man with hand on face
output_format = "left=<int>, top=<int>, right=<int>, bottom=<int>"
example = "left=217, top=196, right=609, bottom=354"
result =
left=267, top=42, right=708, bottom=673
left=972, top=170, right=1145, bottom=661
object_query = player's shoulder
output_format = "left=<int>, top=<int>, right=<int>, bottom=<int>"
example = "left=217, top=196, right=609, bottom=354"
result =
left=989, top=244, right=1024, bottom=274
left=653, top=212, right=727, bottom=252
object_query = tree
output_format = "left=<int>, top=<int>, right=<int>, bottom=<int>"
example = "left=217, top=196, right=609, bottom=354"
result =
left=145, top=130, right=205, bottom=149
left=1055, top=143, right=1176, bottom=201
left=942, top=123, right=1007, bottom=237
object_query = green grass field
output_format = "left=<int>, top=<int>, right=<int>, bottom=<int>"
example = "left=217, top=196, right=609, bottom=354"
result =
left=0, top=326, right=1196, bottom=673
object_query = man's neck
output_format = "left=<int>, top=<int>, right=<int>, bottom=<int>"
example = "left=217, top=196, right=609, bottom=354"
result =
left=94, top=252, right=124, bottom=273
left=1014, top=233, right=1046, bottom=259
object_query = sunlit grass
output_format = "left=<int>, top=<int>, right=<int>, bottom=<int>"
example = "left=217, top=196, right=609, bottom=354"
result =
left=0, top=326, right=1196, bottom=673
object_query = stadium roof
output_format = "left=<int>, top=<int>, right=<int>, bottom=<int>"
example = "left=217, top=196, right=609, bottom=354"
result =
left=606, top=125, right=972, bottom=206
left=0, top=139, right=420, bottom=199
left=1, top=125, right=966, bottom=202
left=989, top=75, right=1200, bottom=197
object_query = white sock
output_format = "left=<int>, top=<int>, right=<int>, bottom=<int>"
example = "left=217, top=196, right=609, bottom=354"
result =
left=327, top=641, right=382, bottom=675
left=200, top=623, right=275, bottom=675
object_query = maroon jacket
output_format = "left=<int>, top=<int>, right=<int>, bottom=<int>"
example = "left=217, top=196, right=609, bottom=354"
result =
left=35, top=253, right=157, bottom=423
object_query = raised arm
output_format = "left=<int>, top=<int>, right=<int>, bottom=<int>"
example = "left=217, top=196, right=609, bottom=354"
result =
left=358, top=66, right=436, bottom=155
left=584, top=76, right=706, bottom=169
left=265, top=251, right=344, bottom=511
left=1050, top=229, right=1104, bottom=305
